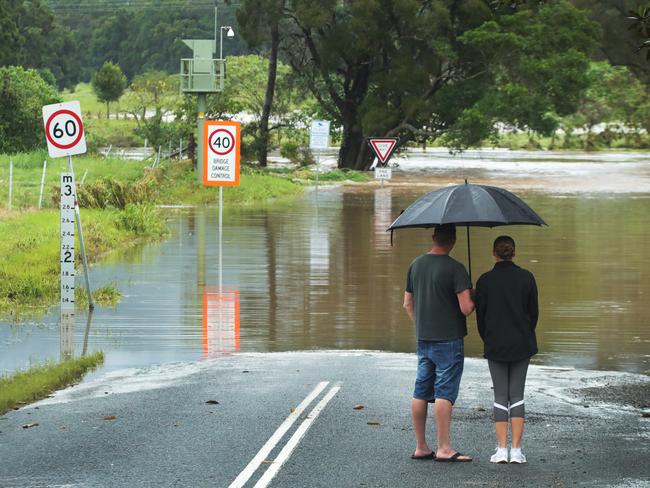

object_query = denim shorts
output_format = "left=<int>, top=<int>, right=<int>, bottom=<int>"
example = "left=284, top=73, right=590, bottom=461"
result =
left=413, top=339, right=464, bottom=405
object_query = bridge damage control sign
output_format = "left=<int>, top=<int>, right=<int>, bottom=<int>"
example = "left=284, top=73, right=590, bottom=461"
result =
left=203, top=121, right=241, bottom=186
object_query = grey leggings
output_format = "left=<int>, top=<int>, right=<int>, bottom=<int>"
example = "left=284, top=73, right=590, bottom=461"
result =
left=488, top=358, right=529, bottom=422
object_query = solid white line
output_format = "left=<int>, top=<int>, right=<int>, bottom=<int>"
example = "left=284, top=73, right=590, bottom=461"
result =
left=253, top=385, right=341, bottom=488
left=228, top=381, right=329, bottom=488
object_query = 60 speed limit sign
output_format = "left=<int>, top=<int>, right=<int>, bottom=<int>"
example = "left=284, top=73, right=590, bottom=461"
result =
left=42, top=101, right=87, bottom=158
left=203, top=121, right=240, bottom=186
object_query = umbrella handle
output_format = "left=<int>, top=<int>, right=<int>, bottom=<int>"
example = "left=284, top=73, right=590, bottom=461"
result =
left=466, top=225, right=472, bottom=284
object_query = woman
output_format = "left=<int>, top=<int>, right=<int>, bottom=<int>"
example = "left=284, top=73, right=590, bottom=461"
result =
left=475, top=236, right=538, bottom=464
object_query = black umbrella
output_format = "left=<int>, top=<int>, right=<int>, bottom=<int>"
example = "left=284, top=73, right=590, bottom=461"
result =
left=388, top=181, right=546, bottom=281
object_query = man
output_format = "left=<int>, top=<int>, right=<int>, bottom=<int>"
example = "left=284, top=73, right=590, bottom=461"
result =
left=403, top=224, right=474, bottom=462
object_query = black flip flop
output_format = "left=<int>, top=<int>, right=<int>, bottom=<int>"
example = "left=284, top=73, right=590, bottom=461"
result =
left=411, top=452, right=435, bottom=460
left=434, top=452, right=472, bottom=463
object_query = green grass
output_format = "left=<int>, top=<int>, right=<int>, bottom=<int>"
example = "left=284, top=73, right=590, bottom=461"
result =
left=61, top=82, right=127, bottom=118
left=156, top=161, right=304, bottom=205
left=85, top=118, right=142, bottom=148
left=0, top=206, right=168, bottom=317
left=0, top=151, right=152, bottom=210
left=0, top=352, right=104, bottom=415
left=474, top=132, right=650, bottom=151
left=288, top=167, right=370, bottom=183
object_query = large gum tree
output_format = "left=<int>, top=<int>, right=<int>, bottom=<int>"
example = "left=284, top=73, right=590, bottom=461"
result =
left=278, top=0, right=600, bottom=170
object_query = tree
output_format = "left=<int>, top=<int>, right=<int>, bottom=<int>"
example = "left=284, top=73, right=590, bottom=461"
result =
left=0, top=1, right=81, bottom=89
left=124, top=70, right=179, bottom=148
left=279, top=0, right=599, bottom=169
left=238, top=0, right=286, bottom=166
left=572, top=1, right=650, bottom=84
left=92, top=61, right=127, bottom=118
left=0, top=67, right=60, bottom=153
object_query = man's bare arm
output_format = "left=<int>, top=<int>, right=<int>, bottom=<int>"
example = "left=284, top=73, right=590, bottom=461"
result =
left=403, top=291, right=415, bottom=322
left=457, top=289, right=475, bottom=317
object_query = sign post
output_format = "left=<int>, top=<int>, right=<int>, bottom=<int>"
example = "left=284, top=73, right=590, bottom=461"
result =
left=368, top=137, right=399, bottom=187
left=309, top=120, right=330, bottom=187
left=43, top=100, right=93, bottom=311
left=203, top=120, right=241, bottom=292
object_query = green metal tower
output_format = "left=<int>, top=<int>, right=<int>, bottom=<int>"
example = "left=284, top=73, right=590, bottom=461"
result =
left=180, top=38, right=226, bottom=182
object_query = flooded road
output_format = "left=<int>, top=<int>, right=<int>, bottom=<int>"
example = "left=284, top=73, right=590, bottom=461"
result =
left=1, top=149, right=649, bottom=376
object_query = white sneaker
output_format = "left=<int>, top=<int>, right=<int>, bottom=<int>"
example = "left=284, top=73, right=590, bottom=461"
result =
left=509, top=447, right=527, bottom=464
left=490, top=447, right=509, bottom=464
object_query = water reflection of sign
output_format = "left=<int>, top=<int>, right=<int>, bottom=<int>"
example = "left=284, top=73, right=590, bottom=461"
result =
left=310, top=225, right=330, bottom=287
left=60, top=311, right=75, bottom=359
left=373, top=188, right=393, bottom=238
left=202, top=289, right=240, bottom=357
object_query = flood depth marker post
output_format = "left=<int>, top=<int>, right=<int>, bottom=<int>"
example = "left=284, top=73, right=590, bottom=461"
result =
left=203, top=121, right=241, bottom=292
left=309, top=120, right=330, bottom=188
left=42, top=100, right=94, bottom=311
left=60, top=172, right=76, bottom=357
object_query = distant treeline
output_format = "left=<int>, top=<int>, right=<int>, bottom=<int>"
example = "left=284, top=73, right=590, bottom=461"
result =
left=2, top=0, right=249, bottom=89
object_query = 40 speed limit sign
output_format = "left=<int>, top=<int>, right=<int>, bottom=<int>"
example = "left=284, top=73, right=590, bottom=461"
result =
left=203, top=121, right=240, bottom=186
left=42, top=101, right=87, bottom=158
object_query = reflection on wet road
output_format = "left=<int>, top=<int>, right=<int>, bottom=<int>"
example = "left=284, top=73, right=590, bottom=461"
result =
left=1, top=150, right=649, bottom=376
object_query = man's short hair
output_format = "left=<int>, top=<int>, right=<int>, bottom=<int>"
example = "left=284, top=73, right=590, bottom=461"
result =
left=432, top=224, right=456, bottom=247
left=493, top=235, right=516, bottom=260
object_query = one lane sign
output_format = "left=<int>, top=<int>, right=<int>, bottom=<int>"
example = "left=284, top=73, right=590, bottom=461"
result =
left=42, top=101, right=87, bottom=158
left=203, top=121, right=241, bottom=186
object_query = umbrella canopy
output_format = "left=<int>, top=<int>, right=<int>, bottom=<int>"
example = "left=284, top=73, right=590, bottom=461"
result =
left=388, top=183, right=546, bottom=230
left=388, top=182, right=546, bottom=282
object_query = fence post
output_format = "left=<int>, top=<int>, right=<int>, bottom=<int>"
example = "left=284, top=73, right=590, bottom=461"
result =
left=8, top=160, right=13, bottom=210
left=38, top=160, right=47, bottom=209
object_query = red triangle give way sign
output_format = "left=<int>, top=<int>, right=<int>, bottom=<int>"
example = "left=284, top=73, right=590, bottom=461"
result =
left=368, top=138, right=399, bottom=164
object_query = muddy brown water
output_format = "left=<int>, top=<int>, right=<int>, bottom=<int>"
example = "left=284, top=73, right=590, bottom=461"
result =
left=1, top=149, right=649, bottom=376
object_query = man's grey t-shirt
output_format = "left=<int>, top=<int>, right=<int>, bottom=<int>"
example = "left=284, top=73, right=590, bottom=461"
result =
left=405, top=253, right=472, bottom=341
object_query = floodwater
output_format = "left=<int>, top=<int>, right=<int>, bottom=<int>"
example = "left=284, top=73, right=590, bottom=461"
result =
left=1, top=149, right=649, bottom=376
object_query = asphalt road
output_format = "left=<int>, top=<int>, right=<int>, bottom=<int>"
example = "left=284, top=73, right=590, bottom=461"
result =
left=1, top=352, right=648, bottom=488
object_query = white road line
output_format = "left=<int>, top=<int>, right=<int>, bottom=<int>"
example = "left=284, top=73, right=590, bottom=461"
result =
left=228, top=381, right=329, bottom=488
left=253, top=385, right=341, bottom=488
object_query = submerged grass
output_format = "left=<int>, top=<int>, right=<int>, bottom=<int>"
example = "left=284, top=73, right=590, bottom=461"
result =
left=0, top=352, right=104, bottom=415
left=0, top=206, right=168, bottom=317
left=77, top=283, right=121, bottom=308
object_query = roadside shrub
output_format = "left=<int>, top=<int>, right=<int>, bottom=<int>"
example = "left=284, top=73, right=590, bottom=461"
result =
left=115, top=204, right=167, bottom=236
left=74, top=173, right=159, bottom=209
left=280, top=139, right=300, bottom=161
left=280, top=140, right=314, bottom=166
